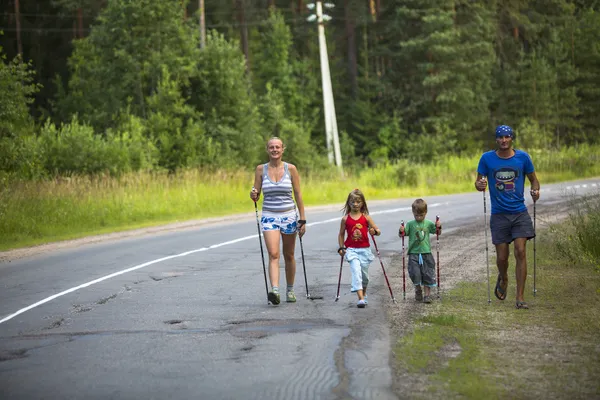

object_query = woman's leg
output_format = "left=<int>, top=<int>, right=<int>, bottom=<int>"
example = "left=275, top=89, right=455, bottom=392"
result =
left=263, top=230, right=281, bottom=289
left=281, top=232, right=297, bottom=286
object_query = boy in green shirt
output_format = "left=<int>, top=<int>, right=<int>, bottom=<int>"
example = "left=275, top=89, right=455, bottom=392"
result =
left=399, top=199, right=442, bottom=303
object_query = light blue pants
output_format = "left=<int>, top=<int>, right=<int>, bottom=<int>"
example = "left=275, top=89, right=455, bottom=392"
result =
left=345, top=247, right=374, bottom=292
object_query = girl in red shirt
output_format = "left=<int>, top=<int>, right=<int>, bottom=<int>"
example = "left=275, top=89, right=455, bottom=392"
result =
left=337, top=189, right=381, bottom=308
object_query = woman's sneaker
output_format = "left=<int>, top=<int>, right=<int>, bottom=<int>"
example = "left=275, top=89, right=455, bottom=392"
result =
left=268, top=292, right=280, bottom=305
left=286, top=290, right=297, bottom=303
left=357, top=299, right=366, bottom=308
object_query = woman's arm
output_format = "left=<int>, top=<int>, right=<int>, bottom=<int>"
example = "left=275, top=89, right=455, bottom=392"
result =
left=250, top=165, right=263, bottom=201
left=288, top=164, right=306, bottom=221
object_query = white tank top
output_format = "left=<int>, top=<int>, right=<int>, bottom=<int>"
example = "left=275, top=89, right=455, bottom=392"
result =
left=262, top=163, right=295, bottom=212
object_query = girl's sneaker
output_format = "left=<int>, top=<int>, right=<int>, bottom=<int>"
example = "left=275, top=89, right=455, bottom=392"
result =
left=357, top=299, right=366, bottom=308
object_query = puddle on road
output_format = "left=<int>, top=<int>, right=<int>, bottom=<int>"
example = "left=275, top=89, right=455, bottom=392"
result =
left=227, top=318, right=336, bottom=338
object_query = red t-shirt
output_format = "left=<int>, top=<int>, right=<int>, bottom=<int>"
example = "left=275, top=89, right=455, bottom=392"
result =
left=344, top=214, right=370, bottom=249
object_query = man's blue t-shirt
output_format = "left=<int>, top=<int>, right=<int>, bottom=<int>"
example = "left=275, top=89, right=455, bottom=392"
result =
left=477, top=149, right=535, bottom=214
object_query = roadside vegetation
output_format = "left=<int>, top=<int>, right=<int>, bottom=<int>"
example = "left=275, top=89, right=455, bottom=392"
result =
left=392, top=193, right=600, bottom=399
left=2, top=146, right=599, bottom=251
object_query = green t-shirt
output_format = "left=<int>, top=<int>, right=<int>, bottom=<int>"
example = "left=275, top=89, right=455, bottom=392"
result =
left=405, top=219, right=436, bottom=254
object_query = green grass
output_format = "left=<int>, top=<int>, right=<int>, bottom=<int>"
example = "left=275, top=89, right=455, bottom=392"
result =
left=1, top=144, right=599, bottom=251
left=392, top=196, right=600, bottom=399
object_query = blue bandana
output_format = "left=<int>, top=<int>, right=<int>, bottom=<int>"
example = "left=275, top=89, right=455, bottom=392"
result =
left=495, top=125, right=513, bottom=138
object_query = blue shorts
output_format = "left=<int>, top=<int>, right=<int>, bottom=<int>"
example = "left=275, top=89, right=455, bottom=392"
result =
left=261, top=210, right=298, bottom=235
left=490, top=212, right=535, bottom=245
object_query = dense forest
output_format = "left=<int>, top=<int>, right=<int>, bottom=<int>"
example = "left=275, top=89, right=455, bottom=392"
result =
left=1, top=0, right=599, bottom=179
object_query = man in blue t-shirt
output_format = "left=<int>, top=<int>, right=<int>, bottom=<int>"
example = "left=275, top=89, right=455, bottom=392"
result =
left=475, top=125, right=540, bottom=309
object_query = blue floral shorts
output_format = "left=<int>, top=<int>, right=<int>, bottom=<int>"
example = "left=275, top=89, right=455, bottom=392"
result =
left=261, top=210, right=298, bottom=235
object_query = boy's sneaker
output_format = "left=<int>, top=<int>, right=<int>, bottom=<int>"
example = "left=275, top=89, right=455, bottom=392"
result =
left=423, top=295, right=432, bottom=304
left=415, top=286, right=423, bottom=302
left=286, top=290, right=297, bottom=303
left=268, top=292, right=280, bottom=305
left=363, top=294, right=368, bottom=305
left=357, top=299, right=366, bottom=308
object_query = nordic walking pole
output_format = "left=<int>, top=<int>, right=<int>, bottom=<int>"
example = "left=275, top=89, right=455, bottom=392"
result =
left=436, top=215, right=441, bottom=297
left=370, top=233, right=397, bottom=303
left=335, top=254, right=343, bottom=302
left=482, top=178, right=491, bottom=304
left=299, top=234, right=324, bottom=300
left=400, top=221, right=406, bottom=300
left=253, top=196, right=269, bottom=304
left=533, top=197, right=537, bottom=297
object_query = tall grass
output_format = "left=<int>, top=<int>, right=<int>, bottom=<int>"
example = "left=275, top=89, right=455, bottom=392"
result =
left=1, top=144, right=599, bottom=251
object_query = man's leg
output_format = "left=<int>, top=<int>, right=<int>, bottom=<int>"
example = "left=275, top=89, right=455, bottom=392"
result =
left=495, top=242, right=510, bottom=294
left=513, top=237, right=528, bottom=303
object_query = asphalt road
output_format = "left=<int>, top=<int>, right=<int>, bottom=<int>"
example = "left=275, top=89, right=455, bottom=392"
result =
left=1, top=178, right=598, bottom=400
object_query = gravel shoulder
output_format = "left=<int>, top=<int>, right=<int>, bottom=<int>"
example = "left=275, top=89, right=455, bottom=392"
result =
left=384, top=202, right=600, bottom=399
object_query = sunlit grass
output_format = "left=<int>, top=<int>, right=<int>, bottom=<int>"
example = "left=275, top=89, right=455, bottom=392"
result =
left=1, top=144, right=599, bottom=251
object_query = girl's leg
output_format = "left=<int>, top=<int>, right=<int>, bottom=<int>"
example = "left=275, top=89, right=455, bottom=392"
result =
left=281, top=232, right=297, bottom=286
left=263, top=230, right=281, bottom=290
left=349, top=258, right=364, bottom=300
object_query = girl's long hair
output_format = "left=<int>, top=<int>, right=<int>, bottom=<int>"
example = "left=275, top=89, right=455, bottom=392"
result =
left=342, top=189, right=369, bottom=215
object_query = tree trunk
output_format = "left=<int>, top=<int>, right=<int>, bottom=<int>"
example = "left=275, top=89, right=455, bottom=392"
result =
left=77, top=8, right=84, bottom=38
left=15, top=0, right=23, bottom=56
left=344, top=0, right=358, bottom=97
left=236, top=0, right=250, bottom=68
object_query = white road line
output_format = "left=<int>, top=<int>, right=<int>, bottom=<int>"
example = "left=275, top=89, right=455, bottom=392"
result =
left=2, top=205, right=429, bottom=325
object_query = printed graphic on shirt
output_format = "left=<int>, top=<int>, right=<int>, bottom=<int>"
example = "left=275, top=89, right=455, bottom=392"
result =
left=351, top=223, right=365, bottom=242
left=494, top=167, right=518, bottom=192
left=415, top=227, right=426, bottom=243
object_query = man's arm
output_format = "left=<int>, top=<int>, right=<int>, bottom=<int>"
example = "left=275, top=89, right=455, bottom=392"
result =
left=527, top=172, right=540, bottom=202
left=475, top=173, right=487, bottom=192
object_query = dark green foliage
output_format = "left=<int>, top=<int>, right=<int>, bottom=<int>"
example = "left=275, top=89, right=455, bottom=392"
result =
left=56, top=0, right=199, bottom=131
left=1, top=0, right=599, bottom=179
left=0, top=47, right=40, bottom=138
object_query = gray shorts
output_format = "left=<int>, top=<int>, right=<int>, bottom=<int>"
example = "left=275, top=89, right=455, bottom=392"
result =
left=490, top=212, right=535, bottom=245
left=407, top=253, right=437, bottom=287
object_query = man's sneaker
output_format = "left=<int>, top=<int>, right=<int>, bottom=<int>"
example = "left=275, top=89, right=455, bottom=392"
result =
left=286, top=291, right=297, bottom=303
left=415, top=286, right=423, bottom=302
left=423, top=295, right=432, bottom=304
left=268, top=292, right=280, bottom=305
left=357, top=299, right=366, bottom=308
left=363, top=294, right=368, bottom=305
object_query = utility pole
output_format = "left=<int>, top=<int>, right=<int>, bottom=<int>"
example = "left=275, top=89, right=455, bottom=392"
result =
left=199, top=0, right=206, bottom=49
left=307, top=2, right=343, bottom=171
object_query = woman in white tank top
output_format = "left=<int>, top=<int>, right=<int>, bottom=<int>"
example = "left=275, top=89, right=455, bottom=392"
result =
left=250, top=137, right=306, bottom=305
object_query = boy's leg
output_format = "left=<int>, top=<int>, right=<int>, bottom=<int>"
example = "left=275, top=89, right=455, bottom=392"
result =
left=422, top=254, right=436, bottom=303
left=407, top=255, right=423, bottom=301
